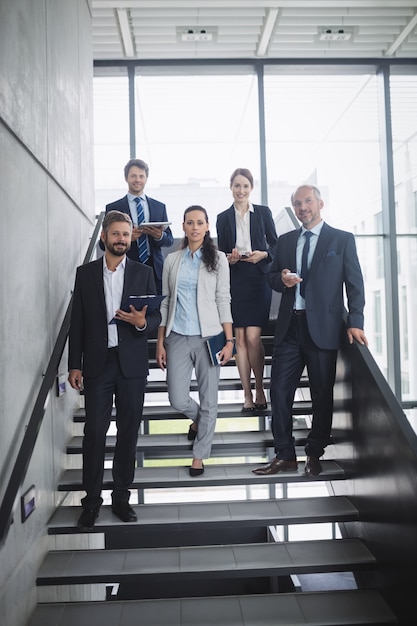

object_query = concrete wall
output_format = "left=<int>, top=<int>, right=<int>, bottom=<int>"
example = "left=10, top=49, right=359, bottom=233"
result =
left=0, top=1, right=94, bottom=624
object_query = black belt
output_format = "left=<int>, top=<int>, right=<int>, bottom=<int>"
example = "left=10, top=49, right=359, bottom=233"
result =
left=293, top=309, right=306, bottom=316
left=108, top=346, right=119, bottom=352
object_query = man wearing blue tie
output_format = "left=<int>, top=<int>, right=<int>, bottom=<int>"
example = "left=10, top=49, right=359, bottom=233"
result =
left=104, top=159, right=174, bottom=294
left=253, top=184, right=368, bottom=478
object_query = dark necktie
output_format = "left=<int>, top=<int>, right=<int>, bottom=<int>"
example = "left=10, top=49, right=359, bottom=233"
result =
left=134, top=197, right=149, bottom=264
left=300, top=230, right=313, bottom=299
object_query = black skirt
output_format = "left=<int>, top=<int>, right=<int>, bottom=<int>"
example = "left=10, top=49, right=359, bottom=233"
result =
left=230, top=261, right=272, bottom=328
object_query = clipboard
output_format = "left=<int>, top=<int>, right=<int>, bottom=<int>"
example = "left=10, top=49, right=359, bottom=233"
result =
left=110, top=294, right=165, bottom=323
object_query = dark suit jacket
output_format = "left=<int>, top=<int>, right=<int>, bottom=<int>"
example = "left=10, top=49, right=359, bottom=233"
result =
left=68, top=257, right=161, bottom=378
left=104, top=195, right=174, bottom=284
left=216, top=204, right=278, bottom=273
left=268, top=222, right=365, bottom=350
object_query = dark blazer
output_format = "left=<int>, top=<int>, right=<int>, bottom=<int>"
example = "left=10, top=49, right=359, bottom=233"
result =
left=216, top=204, right=278, bottom=273
left=268, top=222, right=365, bottom=350
left=104, top=195, right=174, bottom=284
left=68, top=257, right=161, bottom=378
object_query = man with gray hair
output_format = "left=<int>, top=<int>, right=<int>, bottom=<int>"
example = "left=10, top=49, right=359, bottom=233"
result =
left=253, top=185, right=367, bottom=478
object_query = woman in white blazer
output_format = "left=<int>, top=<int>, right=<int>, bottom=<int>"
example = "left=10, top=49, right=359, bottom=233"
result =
left=156, top=206, right=234, bottom=476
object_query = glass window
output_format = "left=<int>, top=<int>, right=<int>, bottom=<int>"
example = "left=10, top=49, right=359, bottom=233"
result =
left=134, top=69, right=260, bottom=237
left=93, top=69, right=130, bottom=214
left=390, top=69, right=417, bottom=402
left=264, top=67, right=384, bottom=360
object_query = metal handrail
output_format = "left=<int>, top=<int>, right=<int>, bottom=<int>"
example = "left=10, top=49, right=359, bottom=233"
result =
left=0, top=212, right=104, bottom=546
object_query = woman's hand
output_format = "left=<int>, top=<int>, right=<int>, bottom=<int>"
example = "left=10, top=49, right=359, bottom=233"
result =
left=226, top=248, right=241, bottom=265
left=240, top=250, right=268, bottom=264
left=218, top=341, right=235, bottom=366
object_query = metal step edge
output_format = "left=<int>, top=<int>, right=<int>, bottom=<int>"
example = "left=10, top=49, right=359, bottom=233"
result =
left=65, top=429, right=321, bottom=454
left=72, top=400, right=315, bottom=422
left=27, top=589, right=398, bottom=626
left=57, top=460, right=345, bottom=492
left=36, top=538, right=375, bottom=586
left=47, top=495, right=358, bottom=535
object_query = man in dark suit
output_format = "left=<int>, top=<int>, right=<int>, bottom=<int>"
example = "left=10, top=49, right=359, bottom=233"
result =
left=104, top=158, right=174, bottom=294
left=253, top=184, right=367, bottom=477
left=68, top=210, right=161, bottom=530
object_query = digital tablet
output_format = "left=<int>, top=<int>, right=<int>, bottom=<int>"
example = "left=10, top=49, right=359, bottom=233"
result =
left=139, top=222, right=171, bottom=229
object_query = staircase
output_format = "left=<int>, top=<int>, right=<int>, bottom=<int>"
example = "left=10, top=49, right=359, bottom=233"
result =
left=28, top=330, right=398, bottom=625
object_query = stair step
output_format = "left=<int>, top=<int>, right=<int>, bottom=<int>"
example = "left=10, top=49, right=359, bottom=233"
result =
left=66, top=429, right=319, bottom=455
left=143, top=376, right=310, bottom=393
left=73, top=400, right=313, bottom=422
left=149, top=354, right=273, bottom=367
left=27, top=589, right=398, bottom=626
left=48, top=495, right=359, bottom=535
left=58, top=460, right=345, bottom=492
left=36, top=538, right=376, bottom=586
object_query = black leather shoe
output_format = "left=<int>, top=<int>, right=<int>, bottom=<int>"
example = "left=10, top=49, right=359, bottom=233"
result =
left=304, top=456, right=322, bottom=476
left=189, top=463, right=204, bottom=477
left=77, top=506, right=100, bottom=530
left=111, top=502, right=137, bottom=522
left=187, top=424, right=198, bottom=441
left=241, top=405, right=256, bottom=413
left=252, top=458, right=298, bottom=475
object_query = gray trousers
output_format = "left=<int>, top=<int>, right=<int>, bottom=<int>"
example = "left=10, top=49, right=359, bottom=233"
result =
left=165, top=332, right=220, bottom=459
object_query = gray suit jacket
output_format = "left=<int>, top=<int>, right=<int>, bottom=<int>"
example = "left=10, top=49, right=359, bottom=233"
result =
left=160, top=248, right=233, bottom=338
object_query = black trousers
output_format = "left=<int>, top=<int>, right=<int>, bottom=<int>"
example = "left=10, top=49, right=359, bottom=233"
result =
left=270, top=313, right=337, bottom=461
left=81, top=348, right=145, bottom=508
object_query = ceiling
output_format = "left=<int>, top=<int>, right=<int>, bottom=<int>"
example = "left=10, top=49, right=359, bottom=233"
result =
left=91, top=0, right=417, bottom=62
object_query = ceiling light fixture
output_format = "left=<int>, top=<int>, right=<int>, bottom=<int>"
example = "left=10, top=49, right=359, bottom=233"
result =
left=116, top=8, right=135, bottom=58
left=181, top=29, right=213, bottom=42
left=257, top=8, right=279, bottom=56
left=320, top=28, right=352, bottom=41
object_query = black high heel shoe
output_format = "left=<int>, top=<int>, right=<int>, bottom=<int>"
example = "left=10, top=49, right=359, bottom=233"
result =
left=187, top=424, right=198, bottom=441
left=254, top=402, right=268, bottom=411
left=189, top=463, right=204, bottom=477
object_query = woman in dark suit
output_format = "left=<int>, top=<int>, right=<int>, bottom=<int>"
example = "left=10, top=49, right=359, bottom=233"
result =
left=216, top=168, right=278, bottom=412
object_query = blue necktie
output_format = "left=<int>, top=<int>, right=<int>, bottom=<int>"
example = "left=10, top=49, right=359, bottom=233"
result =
left=134, top=197, right=149, bottom=264
left=300, top=230, right=313, bottom=299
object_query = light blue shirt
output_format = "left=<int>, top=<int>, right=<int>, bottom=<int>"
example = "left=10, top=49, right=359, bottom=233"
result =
left=172, top=247, right=202, bottom=336
left=294, top=220, right=324, bottom=309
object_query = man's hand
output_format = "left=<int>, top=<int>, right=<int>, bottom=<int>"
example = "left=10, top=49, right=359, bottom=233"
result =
left=68, top=369, right=83, bottom=390
left=114, top=304, right=147, bottom=329
left=347, top=327, right=368, bottom=346
left=156, top=342, right=167, bottom=370
left=281, top=269, right=302, bottom=289
left=142, top=225, right=164, bottom=240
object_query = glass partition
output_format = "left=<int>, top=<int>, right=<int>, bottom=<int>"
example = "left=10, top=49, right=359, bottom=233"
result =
left=390, top=70, right=417, bottom=400
left=134, top=69, right=260, bottom=238
left=263, top=68, right=385, bottom=362
left=93, top=68, right=130, bottom=214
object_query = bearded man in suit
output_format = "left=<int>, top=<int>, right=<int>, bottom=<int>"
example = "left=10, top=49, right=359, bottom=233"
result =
left=104, top=158, right=174, bottom=294
left=68, top=210, right=161, bottom=530
left=253, top=184, right=367, bottom=478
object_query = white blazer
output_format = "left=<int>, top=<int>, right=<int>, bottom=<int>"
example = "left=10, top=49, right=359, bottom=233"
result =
left=160, top=248, right=233, bottom=338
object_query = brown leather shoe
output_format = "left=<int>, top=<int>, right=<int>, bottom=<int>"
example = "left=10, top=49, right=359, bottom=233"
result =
left=252, top=458, right=298, bottom=475
left=304, top=456, right=322, bottom=476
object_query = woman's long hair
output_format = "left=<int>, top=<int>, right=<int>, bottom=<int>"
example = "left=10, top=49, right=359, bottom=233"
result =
left=181, top=205, right=218, bottom=272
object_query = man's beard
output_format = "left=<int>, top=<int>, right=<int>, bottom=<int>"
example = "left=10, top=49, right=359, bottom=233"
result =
left=105, top=241, right=131, bottom=256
